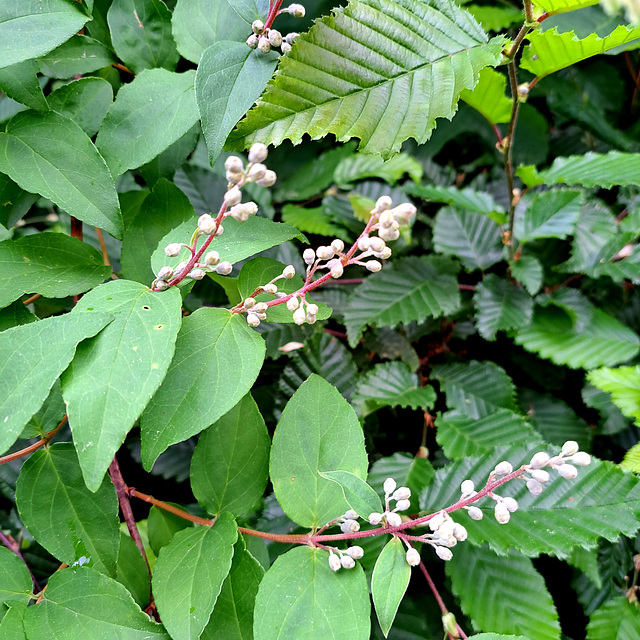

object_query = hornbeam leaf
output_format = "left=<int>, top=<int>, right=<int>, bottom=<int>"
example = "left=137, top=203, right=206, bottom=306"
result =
left=227, top=0, right=506, bottom=158
left=510, top=255, right=543, bottom=295
left=406, top=183, right=505, bottom=220
left=421, top=444, right=640, bottom=556
left=333, top=153, right=423, bottom=189
left=447, top=545, right=560, bottom=640
left=589, top=366, right=640, bottom=425
left=531, top=0, right=598, bottom=15
left=521, top=26, right=640, bottom=80
left=343, top=256, right=461, bottom=347
left=514, top=190, right=582, bottom=242
left=586, top=597, right=640, bottom=640
left=466, top=5, right=524, bottom=31
left=461, top=67, right=512, bottom=125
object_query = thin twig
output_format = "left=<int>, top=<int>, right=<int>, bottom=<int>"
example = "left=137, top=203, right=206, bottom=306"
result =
left=0, top=415, right=67, bottom=465
left=95, top=228, right=111, bottom=267
left=128, top=488, right=215, bottom=526
left=504, top=60, right=522, bottom=261
left=112, top=63, right=134, bottom=75
left=22, top=293, right=42, bottom=306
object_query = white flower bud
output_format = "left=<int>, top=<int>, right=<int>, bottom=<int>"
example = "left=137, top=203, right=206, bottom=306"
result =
left=571, top=452, right=591, bottom=466
left=374, top=196, right=393, bottom=213
left=502, top=497, right=518, bottom=513
left=435, top=546, right=453, bottom=561
left=154, top=279, right=169, bottom=291
left=529, top=452, right=550, bottom=469
left=306, top=303, right=319, bottom=315
left=467, top=506, right=483, bottom=520
left=246, top=313, right=260, bottom=327
left=246, top=34, right=259, bottom=48
left=330, top=262, right=344, bottom=278
left=379, top=211, right=394, bottom=228
left=347, top=546, right=364, bottom=559
left=340, top=555, right=355, bottom=569
left=286, top=297, right=299, bottom=311
left=379, top=227, right=400, bottom=242
left=306, top=313, right=317, bottom=323
left=268, top=29, right=283, bottom=47
left=377, top=246, right=392, bottom=260
left=453, top=523, right=468, bottom=541
left=189, top=268, right=206, bottom=280
left=257, top=36, right=271, bottom=53
left=406, top=547, right=421, bottom=566
left=368, top=237, right=386, bottom=253
left=344, top=509, right=358, bottom=520
left=215, top=261, right=232, bottom=276
left=248, top=163, right=267, bottom=182
left=315, top=246, right=333, bottom=260
left=383, top=477, right=397, bottom=495
left=204, top=251, right=220, bottom=266
left=226, top=170, right=243, bottom=185
left=244, top=201, right=259, bottom=217
left=254, top=303, right=268, bottom=313
left=244, top=297, right=256, bottom=309
left=391, top=203, right=417, bottom=224
left=230, top=204, right=249, bottom=222
left=285, top=32, right=299, bottom=44
left=438, top=520, right=454, bottom=539
left=281, top=42, right=292, bottom=53
left=215, top=224, right=224, bottom=236
left=157, top=266, right=174, bottom=281
left=368, top=512, right=383, bottom=525
left=293, top=307, right=306, bottom=325
left=357, top=236, right=371, bottom=252
left=395, top=499, right=410, bottom=512
left=530, top=469, right=550, bottom=483
left=392, top=487, right=411, bottom=501
left=494, top=502, right=510, bottom=524
left=331, top=239, right=344, bottom=254
left=252, top=19, right=264, bottom=34
left=256, top=170, right=277, bottom=187
left=340, top=519, right=360, bottom=533
left=283, top=265, right=296, bottom=279
left=558, top=464, right=578, bottom=479
left=460, top=480, right=475, bottom=495
left=562, top=441, right=580, bottom=456
left=164, top=243, right=182, bottom=257
left=225, top=156, right=244, bottom=173
left=366, top=260, right=382, bottom=273
left=428, top=512, right=446, bottom=531
left=198, top=214, right=216, bottom=234
left=247, top=143, right=268, bottom=164
left=494, top=461, right=513, bottom=476
left=224, top=186, right=242, bottom=206
left=328, top=553, right=341, bottom=571
left=303, top=248, right=316, bottom=265
left=526, top=478, right=543, bottom=495
left=263, top=283, right=278, bottom=295
left=174, top=260, right=188, bottom=275
left=386, top=512, right=402, bottom=527
left=287, top=3, right=305, bottom=17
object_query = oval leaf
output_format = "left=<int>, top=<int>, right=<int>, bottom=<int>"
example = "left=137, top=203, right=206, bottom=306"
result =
left=318, top=470, right=383, bottom=519
left=0, top=547, right=32, bottom=607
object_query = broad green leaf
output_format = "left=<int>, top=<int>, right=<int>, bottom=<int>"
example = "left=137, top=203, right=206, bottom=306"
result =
left=532, top=0, right=598, bottom=15
left=0, top=602, right=27, bottom=639
left=228, top=0, right=505, bottom=158
left=421, top=443, right=640, bottom=556
left=201, top=537, right=264, bottom=640
left=140, top=307, right=266, bottom=469
left=515, top=306, right=639, bottom=369
left=0, top=111, right=123, bottom=238
left=621, top=442, right=640, bottom=472
left=510, top=255, right=543, bottom=295
left=0, top=1, right=89, bottom=69
left=0, top=300, right=36, bottom=332
left=281, top=204, right=349, bottom=240
left=253, top=546, right=370, bottom=640
left=0, top=311, right=111, bottom=455
left=333, top=153, right=423, bottom=189
left=473, top=275, right=533, bottom=341
left=589, top=366, right=640, bottom=425
left=447, top=545, right=560, bottom=640
left=587, top=597, right=640, bottom=640
left=461, top=67, right=512, bottom=125
left=270, top=375, right=368, bottom=527
left=514, top=190, right=582, bottom=242
left=96, top=69, right=199, bottom=177
left=0, top=547, right=32, bottom=607
left=15, top=444, right=120, bottom=575
left=37, top=35, right=116, bottom=79
left=121, top=178, right=196, bottom=285
left=344, top=256, right=461, bottom=347
left=0, top=233, right=112, bottom=310
left=521, top=26, right=640, bottom=79
left=115, top=533, right=150, bottom=609
left=0, top=60, right=48, bottom=112
left=153, top=513, right=237, bottom=640
left=437, top=409, right=541, bottom=459
left=147, top=505, right=193, bottom=556
left=61, top=280, right=183, bottom=491
left=23, top=381, right=65, bottom=439
left=352, top=361, right=436, bottom=417
left=517, top=152, right=640, bottom=189
left=318, top=470, right=383, bottom=519
left=0, top=173, right=38, bottom=228
left=371, top=537, right=411, bottom=637
left=466, top=5, right=524, bottom=30
left=196, top=41, right=277, bottom=166
left=47, top=77, right=113, bottom=138
left=433, top=207, right=503, bottom=271
left=107, top=0, right=179, bottom=73
left=23, top=567, right=169, bottom=639
left=191, top=394, right=270, bottom=516
left=171, top=0, right=267, bottom=64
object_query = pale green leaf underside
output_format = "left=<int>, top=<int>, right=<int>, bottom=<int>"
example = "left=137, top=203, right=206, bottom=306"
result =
left=461, top=67, right=512, bottom=125
left=228, top=0, right=505, bottom=158
left=589, top=366, right=640, bottom=425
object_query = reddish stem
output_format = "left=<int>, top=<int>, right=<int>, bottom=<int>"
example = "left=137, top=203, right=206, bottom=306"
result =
left=0, top=416, right=67, bottom=465
left=264, top=0, right=284, bottom=29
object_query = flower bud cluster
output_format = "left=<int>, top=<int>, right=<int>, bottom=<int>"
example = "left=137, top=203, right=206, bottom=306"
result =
left=368, top=478, right=412, bottom=529
left=224, top=145, right=276, bottom=189
left=327, top=543, right=364, bottom=572
left=246, top=8, right=303, bottom=55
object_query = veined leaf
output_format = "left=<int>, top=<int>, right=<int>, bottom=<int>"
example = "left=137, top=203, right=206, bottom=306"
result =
left=461, top=67, right=512, bottom=125
left=37, top=35, right=116, bottom=79
left=406, top=182, right=505, bottom=220
left=0, top=60, right=48, bottom=112
left=281, top=204, right=350, bottom=240
left=531, top=0, right=598, bottom=15
left=115, top=533, right=150, bottom=609
left=510, top=256, right=543, bottom=295
left=466, top=5, right=524, bottom=31
left=0, top=603, right=27, bottom=639
left=586, top=597, right=640, bottom=640
left=343, top=256, right=461, bottom=347
left=514, top=190, right=582, bottom=242
left=228, top=0, right=506, bottom=158
left=0, top=547, right=32, bottom=607
left=621, top=442, right=640, bottom=472
left=333, top=153, right=423, bottom=189
left=318, top=470, right=383, bottom=519
left=447, top=545, right=560, bottom=640
left=589, top=366, right=640, bottom=425
left=421, top=444, right=640, bottom=556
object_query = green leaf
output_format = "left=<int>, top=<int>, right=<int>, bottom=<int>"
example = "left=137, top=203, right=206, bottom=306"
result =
left=0, top=60, right=48, bottom=112
left=333, top=153, right=423, bottom=189
left=270, top=375, right=368, bottom=527
left=514, top=306, right=640, bottom=370
left=433, top=207, right=503, bottom=271
left=201, top=537, right=264, bottom=640
left=461, top=67, right=512, bottom=125
left=521, top=26, right=640, bottom=80
left=0, top=311, right=111, bottom=456
left=514, top=190, right=582, bottom=242
left=96, top=69, right=199, bottom=177
left=253, top=546, right=370, bottom=640
left=447, top=545, right=560, bottom=640
left=281, top=204, right=349, bottom=240
left=196, top=41, right=277, bottom=166
left=37, top=35, right=116, bottom=79
left=421, top=443, right=640, bottom=556
left=406, top=182, right=505, bottom=220
left=466, top=5, right=524, bottom=31
left=0, top=111, right=123, bottom=238
left=23, top=567, right=169, bottom=639
left=372, top=537, right=411, bottom=638
left=344, top=256, right=461, bottom=347
left=115, top=532, right=150, bottom=609
left=23, top=381, right=65, bottom=439
left=191, top=394, right=270, bottom=517
left=589, top=366, right=640, bottom=425
left=0, top=173, right=38, bottom=228
left=121, top=178, right=195, bottom=285
left=140, top=125, right=200, bottom=186
left=467, top=635, right=532, bottom=640
left=621, top=443, right=640, bottom=473
left=510, top=256, right=543, bottom=295
left=15, top=444, right=120, bottom=575
left=473, top=275, right=533, bottom=341
left=318, top=470, right=383, bottom=519
left=107, top=0, right=179, bottom=73
left=0, top=602, right=27, bottom=639
left=531, top=0, right=598, bottom=16
left=517, top=152, right=640, bottom=189
left=0, top=233, right=112, bottom=310
left=0, top=547, right=32, bottom=607
left=153, top=513, right=238, bottom=640
left=228, top=0, right=505, bottom=158
left=171, top=0, right=267, bottom=64
left=255, top=322, right=312, bottom=360
left=140, top=307, right=266, bottom=469
left=352, top=361, right=436, bottom=417
left=587, top=597, right=640, bottom=640
left=147, top=505, right=193, bottom=556
left=0, top=1, right=90, bottom=69
left=61, top=280, right=183, bottom=491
